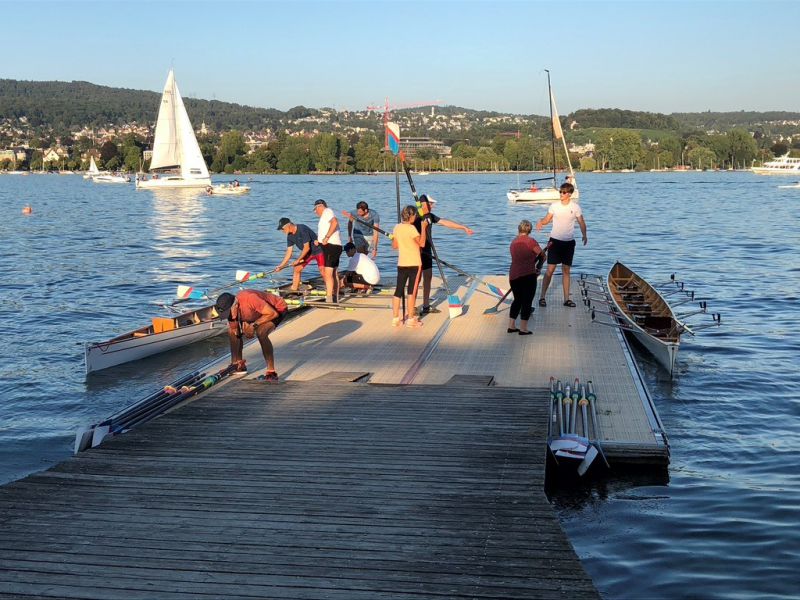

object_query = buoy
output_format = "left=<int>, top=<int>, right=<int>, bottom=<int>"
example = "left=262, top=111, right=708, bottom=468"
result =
left=22, top=205, right=32, bottom=215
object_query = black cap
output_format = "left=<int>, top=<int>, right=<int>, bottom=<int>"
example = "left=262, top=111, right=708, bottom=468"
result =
left=313, top=199, right=327, bottom=207
left=214, top=292, right=235, bottom=314
left=277, top=217, right=292, bottom=230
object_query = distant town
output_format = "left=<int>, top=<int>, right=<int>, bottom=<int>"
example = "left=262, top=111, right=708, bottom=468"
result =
left=1, top=78, right=798, bottom=174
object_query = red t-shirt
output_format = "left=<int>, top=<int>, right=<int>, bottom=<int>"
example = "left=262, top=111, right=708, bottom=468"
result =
left=231, top=289, right=287, bottom=323
left=509, top=235, right=543, bottom=281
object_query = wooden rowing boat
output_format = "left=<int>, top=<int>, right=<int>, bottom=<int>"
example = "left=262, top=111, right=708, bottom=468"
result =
left=607, top=261, right=682, bottom=376
left=84, top=305, right=228, bottom=375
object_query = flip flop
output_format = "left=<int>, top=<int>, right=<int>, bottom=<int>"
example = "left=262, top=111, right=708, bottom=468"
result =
left=538, top=298, right=547, bottom=307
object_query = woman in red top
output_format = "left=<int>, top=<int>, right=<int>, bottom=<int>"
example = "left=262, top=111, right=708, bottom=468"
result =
left=508, top=219, right=545, bottom=335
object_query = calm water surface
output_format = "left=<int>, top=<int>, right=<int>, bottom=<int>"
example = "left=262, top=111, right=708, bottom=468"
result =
left=1, top=172, right=798, bottom=598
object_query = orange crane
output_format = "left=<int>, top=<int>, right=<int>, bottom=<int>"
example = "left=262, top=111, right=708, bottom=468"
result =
left=366, top=97, right=444, bottom=149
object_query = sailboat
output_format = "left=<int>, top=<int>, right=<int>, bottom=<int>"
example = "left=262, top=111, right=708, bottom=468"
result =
left=83, top=156, right=101, bottom=179
left=136, top=69, right=211, bottom=190
left=507, top=70, right=579, bottom=204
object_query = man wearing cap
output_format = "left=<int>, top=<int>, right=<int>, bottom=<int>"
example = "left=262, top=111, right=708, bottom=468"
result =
left=346, top=201, right=380, bottom=258
left=274, top=217, right=324, bottom=291
left=313, top=199, right=343, bottom=304
left=214, top=290, right=288, bottom=382
left=414, top=194, right=474, bottom=314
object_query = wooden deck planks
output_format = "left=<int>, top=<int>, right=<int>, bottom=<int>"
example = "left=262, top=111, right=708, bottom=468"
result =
left=0, top=380, right=599, bottom=599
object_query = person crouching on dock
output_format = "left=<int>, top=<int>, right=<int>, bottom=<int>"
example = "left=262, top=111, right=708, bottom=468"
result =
left=215, top=290, right=288, bottom=382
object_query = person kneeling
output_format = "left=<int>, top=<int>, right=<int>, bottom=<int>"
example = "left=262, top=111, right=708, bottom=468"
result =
left=215, top=289, right=288, bottom=382
left=339, top=242, right=380, bottom=294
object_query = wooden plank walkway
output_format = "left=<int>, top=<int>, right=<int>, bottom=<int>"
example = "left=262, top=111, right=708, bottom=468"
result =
left=0, top=380, right=599, bottom=599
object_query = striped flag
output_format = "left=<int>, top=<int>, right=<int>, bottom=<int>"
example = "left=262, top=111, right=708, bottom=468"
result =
left=386, top=121, right=401, bottom=156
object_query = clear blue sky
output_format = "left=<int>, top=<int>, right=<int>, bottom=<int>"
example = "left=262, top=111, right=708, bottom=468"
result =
left=3, top=0, right=798, bottom=115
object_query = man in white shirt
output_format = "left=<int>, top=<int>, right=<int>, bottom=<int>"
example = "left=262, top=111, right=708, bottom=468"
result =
left=535, top=182, right=588, bottom=307
left=313, top=199, right=343, bottom=303
left=339, top=242, right=381, bottom=293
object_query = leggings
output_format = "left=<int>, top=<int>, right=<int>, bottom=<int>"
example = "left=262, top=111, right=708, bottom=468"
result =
left=395, top=266, right=422, bottom=298
left=510, top=274, right=538, bottom=321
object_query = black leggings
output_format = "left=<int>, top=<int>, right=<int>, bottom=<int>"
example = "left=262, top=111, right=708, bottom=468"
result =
left=395, top=266, right=422, bottom=298
left=510, top=274, right=538, bottom=321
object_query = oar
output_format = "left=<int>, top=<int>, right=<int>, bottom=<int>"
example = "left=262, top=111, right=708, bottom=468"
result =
left=585, top=380, right=610, bottom=469
left=285, top=298, right=357, bottom=311
left=483, top=288, right=513, bottom=315
left=569, top=378, right=580, bottom=435
left=174, top=269, right=281, bottom=302
left=342, top=210, right=393, bottom=239
left=576, top=384, right=599, bottom=476
left=400, top=161, right=462, bottom=319
left=555, top=379, right=565, bottom=436
left=563, top=383, right=573, bottom=434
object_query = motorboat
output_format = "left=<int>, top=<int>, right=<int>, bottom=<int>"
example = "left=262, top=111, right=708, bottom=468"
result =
left=751, top=154, right=800, bottom=175
left=207, top=183, right=251, bottom=195
left=93, top=173, right=131, bottom=184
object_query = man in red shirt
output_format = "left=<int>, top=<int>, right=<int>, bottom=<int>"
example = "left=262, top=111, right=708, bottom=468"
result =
left=215, top=290, right=288, bottom=382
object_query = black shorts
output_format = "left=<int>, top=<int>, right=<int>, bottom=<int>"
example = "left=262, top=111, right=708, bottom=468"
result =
left=321, top=243, right=343, bottom=269
left=395, top=266, right=422, bottom=298
left=344, top=272, right=368, bottom=285
left=421, top=250, right=433, bottom=271
left=547, top=238, right=576, bottom=266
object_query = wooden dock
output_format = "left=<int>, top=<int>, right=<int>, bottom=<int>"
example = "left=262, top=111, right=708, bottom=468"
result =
left=0, top=273, right=668, bottom=598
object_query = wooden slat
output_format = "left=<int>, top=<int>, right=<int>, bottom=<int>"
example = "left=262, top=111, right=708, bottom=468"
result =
left=0, top=380, right=598, bottom=599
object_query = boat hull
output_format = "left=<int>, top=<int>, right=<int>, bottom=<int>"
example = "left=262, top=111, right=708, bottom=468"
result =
left=93, top=175, right=130, bottom=184
left=85, top=306, right=227, bottom=374
left=607, top=262, right=680, bottom=376
left=507, top=187, right=580, bottom=204
left=137, top=176, right=212, bottom=189
left=209, top=185, right=251, bottom=195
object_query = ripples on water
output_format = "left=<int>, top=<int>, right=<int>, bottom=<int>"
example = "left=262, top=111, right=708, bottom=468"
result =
left=1, top=172, right=798, bottom=598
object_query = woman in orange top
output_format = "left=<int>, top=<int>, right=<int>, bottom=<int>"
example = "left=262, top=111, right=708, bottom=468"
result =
left=391, top=205, right=428, bottom=327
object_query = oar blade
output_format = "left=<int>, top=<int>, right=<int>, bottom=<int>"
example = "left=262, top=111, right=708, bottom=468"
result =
left=577, top=445, right=599, bottom=476
left=486, top=283, right=506, bottom=298
left=176, top=285, right=206, bottom=300
left=236, top=270, right=252, bottom=282
left=448, top=294, right=463, bottom=319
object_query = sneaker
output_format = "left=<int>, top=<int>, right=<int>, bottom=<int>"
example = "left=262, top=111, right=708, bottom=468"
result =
left=232, top=360, right=247, bottom=373
left=421, top=305, right=441, bottom=314
left=257, top=371, right=279, bottom=382
left=405, top=318, right=424, bottom=328
left=392, top=317, right=403, bottom=327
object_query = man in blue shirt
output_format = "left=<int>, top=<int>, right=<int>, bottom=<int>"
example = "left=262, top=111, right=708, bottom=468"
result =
left=274, top=217, right=324, bottom=291
left=347, top=201, right=380, bottom=259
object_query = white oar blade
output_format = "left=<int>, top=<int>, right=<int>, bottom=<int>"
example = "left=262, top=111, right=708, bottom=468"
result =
left=236, top=270, right=252, bottom=282
left=176, top=285, right=194, bottom=298
left=577, top=445, right=599, bottom=476
left=448, top=294, right=463, bottom=319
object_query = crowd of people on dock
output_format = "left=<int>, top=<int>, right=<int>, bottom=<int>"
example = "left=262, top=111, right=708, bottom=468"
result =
left=212, top=180, right=587, bottom=380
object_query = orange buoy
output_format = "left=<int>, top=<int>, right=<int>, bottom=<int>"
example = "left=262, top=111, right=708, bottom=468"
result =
left=22, top=205, right=32, bottom=215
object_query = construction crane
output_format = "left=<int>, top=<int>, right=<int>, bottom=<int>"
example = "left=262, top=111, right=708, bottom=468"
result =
left=366, top=97, right=444, bottom=149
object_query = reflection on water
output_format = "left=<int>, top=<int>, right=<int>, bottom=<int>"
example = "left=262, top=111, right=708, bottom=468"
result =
left=148, top=189, right=211, bottom=279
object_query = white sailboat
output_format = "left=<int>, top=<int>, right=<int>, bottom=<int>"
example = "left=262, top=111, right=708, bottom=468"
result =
left=136, top=69, right=211, bottom=190
left=507, top=71, right=579, bottom=204
left=83, top=156, right=101, bottom=179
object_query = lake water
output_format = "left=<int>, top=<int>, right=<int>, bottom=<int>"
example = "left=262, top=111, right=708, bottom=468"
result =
left=1, top=171, right=798, bottom=598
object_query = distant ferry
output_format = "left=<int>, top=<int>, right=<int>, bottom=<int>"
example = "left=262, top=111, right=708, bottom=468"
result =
left=751, top=154, right=800, bottom=175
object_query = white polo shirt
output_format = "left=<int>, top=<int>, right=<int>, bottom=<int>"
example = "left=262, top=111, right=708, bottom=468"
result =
left=548, top=200, right=583, bottom=241
left=317, top=207, right=342, bottom=246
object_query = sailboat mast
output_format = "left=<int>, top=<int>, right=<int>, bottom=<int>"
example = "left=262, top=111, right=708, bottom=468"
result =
left=546, top=69, right=557, bottom=186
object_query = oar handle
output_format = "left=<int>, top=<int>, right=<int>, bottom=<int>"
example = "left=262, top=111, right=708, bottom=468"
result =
left=341, top=211, right=393, bottom=239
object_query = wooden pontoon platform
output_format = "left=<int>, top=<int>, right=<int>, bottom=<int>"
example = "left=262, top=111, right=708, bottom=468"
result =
left=0, top=273, right=669, bottom=598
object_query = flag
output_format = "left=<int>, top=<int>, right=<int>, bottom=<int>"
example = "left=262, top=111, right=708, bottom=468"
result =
left=550, top=90, right=564, bottom=140
left=386, top=121, right=401, bottom=156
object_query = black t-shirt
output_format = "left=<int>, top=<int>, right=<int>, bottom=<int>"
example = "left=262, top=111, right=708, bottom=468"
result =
left=413, top=212, right=441, bottom=255
left=287, top=224, right=322, bottom=256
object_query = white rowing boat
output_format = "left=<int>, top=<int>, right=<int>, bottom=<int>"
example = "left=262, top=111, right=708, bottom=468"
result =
left=84, top=304, right=227, bottom=375
left=607, top=262, right=682, bottom=376
left=207, top=184, right=251, bottom=195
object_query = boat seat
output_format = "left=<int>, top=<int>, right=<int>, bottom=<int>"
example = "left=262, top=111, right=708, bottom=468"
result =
left=641, top=316, right=673, bottom=331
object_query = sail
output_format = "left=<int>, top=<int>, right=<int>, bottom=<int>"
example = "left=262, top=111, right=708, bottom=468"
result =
left=149, top=70, right=181, bottom=171
left=172, top=77, right=209, bottom=180
left=88, top=156, right=100, bottom=175
left=550, top=89, right=564, bottom=141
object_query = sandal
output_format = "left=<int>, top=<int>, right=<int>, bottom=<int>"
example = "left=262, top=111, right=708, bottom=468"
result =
left=563, top=299, right=576, bottom=307
left=538, top=298, right=547, bottom=307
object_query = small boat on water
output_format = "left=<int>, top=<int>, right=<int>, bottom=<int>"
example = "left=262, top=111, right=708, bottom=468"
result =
left=83, top=156, right=101, bottom=179
left=207, top=183, right=251, bottom=195
left=85, top=304, right=227, bottom=375
left=507, top=70, right=579, bottom=204
left=778, top=182, right=800, bottom=189
left=93, top=173, right=131, bottom=184
left=607, top=262, right=682, bottom=376
left=751, top=154, right=800, bottom=175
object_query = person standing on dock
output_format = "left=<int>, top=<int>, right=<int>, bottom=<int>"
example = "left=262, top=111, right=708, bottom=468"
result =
left=214, top=290, right=288, bottom=382
left=347, top=201, right=380, bottom=258
left=313, top=199, right=343, bottom=304
left=535, top=182, right=587, bottom=307
left=274, top=217, right=324, bottom=292
left=415, top=194, right=474, bottom=314
left=508, top=219, right=545, bottom=335
left=392, top=205, right=427, bottom=327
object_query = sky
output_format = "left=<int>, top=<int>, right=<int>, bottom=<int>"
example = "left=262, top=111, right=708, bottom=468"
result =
left=2, top=0, right=799, bottom=116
